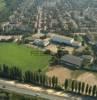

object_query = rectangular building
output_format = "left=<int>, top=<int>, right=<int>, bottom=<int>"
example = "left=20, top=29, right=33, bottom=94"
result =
left=51, top=34, right=74, bottom=45
left=60, top=55, right=83, bottom=68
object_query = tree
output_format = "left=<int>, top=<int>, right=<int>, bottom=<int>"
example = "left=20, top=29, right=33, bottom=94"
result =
left=92, top=85, right=97, bottom=96
left=54, top=77, right=58, bottom=88
left=56, top=47, right=65, bottom=58
left=82, top=41, right=85, bottom=46
left=50, top=56, right=58, bottom=65
left=35, top=72, right=40, bottom=85
left=48, top=77, right=52, bottom=88
left=41, top=74, right=47, bottom=86
left=85, top=84, right=89, bottom=95
left=64, top=79, right=69, bottom=91
left=52, top=76, right=56, bottom=88
left=44, top=50, right=51, bottom=55
left=39, top=73, right=43, bottom=85
left=9, top=67, right=22, bottom=81
left=0, top=65, right=2, bottom=77
left=88, top=86, right=92, bottom=96
left=78, top=82, right=81, bottom=94
left=2, top=64, right=9, bottom=79
left=71, top=80, right=75, bottom=92
left=24, top=71, right=32, bottom=83
left=74, top=81, right=78, bottom=93
left=67, top=21, right=78, bottom=33
left=18, top=69, right=22, bottom=82
left=81, top=82, right=85, bottom=94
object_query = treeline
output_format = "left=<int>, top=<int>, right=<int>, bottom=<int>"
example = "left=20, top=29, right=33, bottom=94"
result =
left=5, top=0, right=24, bottom=11
left=0, top=0, right=24, bottom=22
left=0, top=64, right=60, bottom=90
left=0, top=64, right=97, bottom=98
left=64, top=79, right=97, bottom=97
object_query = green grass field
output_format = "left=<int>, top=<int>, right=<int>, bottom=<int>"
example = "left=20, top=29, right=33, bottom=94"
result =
left=0, top=43, right=51, bottom=71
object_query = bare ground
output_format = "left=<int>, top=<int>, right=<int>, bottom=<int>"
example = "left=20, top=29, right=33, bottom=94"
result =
left=46, top=65, right=97, bottom=86
left=77, top=72, right=97, bottom=86
left=46, top=65, right=72, bottom=84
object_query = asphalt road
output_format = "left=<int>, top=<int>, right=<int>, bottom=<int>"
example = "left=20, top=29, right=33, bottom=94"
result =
left=0, top=79, right=96, bottom=100
left=0, top=80, right=65, bottom=100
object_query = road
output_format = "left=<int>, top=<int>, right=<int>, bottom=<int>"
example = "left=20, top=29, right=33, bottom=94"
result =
left=0, top=79, right=65, bottom=100
left=37, top=7, right=42, bottom=34
left=0, top=79, right=96, bottom=100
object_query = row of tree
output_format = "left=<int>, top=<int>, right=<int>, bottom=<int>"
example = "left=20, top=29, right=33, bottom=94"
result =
left=24, top=70, right=59, bottom=89
left=0, top=64, right=59, bottom=89
left=0, top=64, right=97, bottom=97
left=64, top=79, right=97, bottom=97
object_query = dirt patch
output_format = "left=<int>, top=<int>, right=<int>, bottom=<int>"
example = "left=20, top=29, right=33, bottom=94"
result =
left=46, top=66, right=97, bottom=86
left=46, top=66, right=72, bottom=84
left=77, top=72, right=97, bottom=86
left=62, top=46, right=74, bottom=54
left=46, top=44, right=58, bottom=53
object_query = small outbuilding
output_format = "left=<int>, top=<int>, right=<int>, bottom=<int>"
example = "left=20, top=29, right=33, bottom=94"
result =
left=33, top=39, right=49, bottom=47
left=81, top=55, right=94, bottom=64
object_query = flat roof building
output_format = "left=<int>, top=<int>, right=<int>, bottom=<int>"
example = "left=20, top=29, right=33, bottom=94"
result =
left=72, top=41, right=82, bottom=48
left=60, top=55, right=83, bottom=68
left=51, top=34, right=74, bottom=45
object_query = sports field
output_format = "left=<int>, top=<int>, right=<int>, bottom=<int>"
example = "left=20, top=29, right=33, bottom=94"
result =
left=0, top=43, right=51, bottom=71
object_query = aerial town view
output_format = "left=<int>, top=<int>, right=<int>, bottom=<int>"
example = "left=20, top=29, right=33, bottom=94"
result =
left=0, top=0, right=97, bottom=100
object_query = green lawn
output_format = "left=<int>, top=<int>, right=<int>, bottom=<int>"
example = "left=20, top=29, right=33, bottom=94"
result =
left=0, top=43, right=51, bottom=71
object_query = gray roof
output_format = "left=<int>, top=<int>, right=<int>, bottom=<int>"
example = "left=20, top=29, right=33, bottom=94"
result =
left=61, top=55, right=83, bottom=67
left=71, top=41, right=81, bottom=47
left=51, top=35, right=73, bottom=43
left=86, top=34, right=94, bottom=42
left=81, top=55, right=93, bottom=60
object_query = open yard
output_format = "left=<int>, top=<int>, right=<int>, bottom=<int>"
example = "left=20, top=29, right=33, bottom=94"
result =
left=0, top=43, right=51, bottom=71
left=46, top=65, right=97, bottom=86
